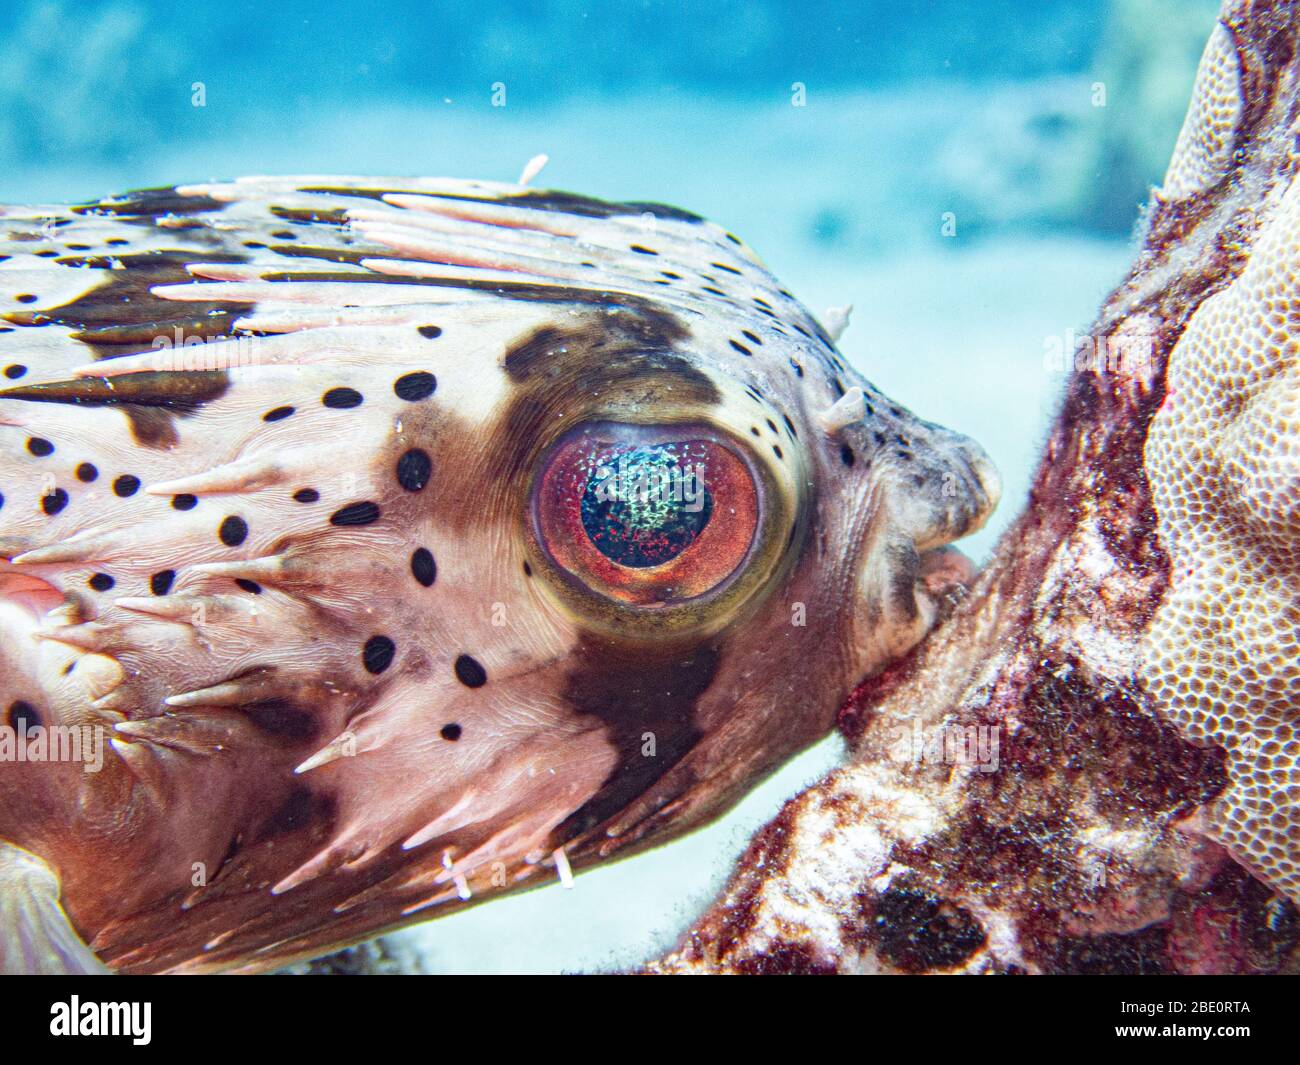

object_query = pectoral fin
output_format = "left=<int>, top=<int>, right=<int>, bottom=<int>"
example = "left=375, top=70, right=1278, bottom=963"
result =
left=0, top=841, right=111, bottom=974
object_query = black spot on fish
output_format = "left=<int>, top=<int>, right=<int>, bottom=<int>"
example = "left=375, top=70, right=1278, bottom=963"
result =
left=89, top=573, right=114, bottom=592
left=76, top=462, right=98, bottom=482
left=293, top=488, right=319, bottom=504
left=363, top=635, right=396, bottom=675
left=411, top=547, right=436, bottom=587
left=3, top=365, right=26, bottom=380
left=730, top=339, right=752, bottom=357
left=219, top=515, right=249, bottom=547
left=440, top=723, right=462, bottom=741
left=330, top=501, right=380, bottom=527
left=235, top=579, right=262, bottom=595
left=322, top=387, right=363, bottom=409
left=501, top=308, right=700, bottom=396
left=15, top=294, right=38, bottom=304
left=41, top=488, right=68, bottom=516
left=417, top=325, right=442, bottom=339
left=396, top=449, right=432, bottom=492
left=172, top=494, right=197, bottom=511
left=113, top=474, right=140, bottom=497
left=7, top=700, right=40, bottom=730
left=150, top=570, right=175, bottom=595
left=394, top=372, right=436, bottom=401
left=26, top=437, right=54, bottom=457
left=263, top=405, right=295, bottom=422
left=453, top=655, right=487, bottom=688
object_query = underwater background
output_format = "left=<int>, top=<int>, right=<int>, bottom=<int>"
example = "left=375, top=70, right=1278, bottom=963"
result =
left=0, top=0, right=1219, bottom=972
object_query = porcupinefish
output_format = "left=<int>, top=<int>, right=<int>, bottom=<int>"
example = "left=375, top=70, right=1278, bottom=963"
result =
left=0, top=175, right=999, bottom=973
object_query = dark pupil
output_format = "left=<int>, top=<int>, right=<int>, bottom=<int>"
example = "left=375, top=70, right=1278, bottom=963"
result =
left=580, top=445, right=712, bottom=568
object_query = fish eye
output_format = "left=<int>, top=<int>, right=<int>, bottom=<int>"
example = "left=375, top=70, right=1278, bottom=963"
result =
left=531, top=422, right=761, bottom=609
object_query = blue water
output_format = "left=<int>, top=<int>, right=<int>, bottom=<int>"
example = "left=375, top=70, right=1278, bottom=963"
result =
left=0, top=0, right=1220, bottom=972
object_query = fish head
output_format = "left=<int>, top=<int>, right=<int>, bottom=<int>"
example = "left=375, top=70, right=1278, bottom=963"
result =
left=0, top=178, right=998, bottom=971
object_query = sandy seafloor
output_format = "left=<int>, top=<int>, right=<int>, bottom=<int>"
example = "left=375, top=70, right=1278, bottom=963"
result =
left=6, top=89, right=1135, bottom=973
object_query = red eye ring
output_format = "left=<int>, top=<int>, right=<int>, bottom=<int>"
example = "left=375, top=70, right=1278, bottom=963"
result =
left=532, top=423, right=760, bottom=608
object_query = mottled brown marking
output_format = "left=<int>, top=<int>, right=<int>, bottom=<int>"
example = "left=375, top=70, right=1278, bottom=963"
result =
left=254, top=787, right=337, bottom=844
left=72, top=187, right=228, bottom=222
left=0, top=370, right=231, bottom=450
left=269, top=204, right=351, bottom=226
left=297, top=184, right=706, bottom=223
left=269, top=245, right=374, bottom=266
left=4, top=250, right=253, bottom=361
left=435, top=303, right=714, bottom=543
left=242, top=700, right=320, bottom=744
left=554, top=640, right=719, bottom=843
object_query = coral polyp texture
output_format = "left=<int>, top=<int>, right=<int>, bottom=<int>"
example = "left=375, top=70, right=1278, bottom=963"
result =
left=1144, top=169, right=1300, bottom=905
left=1160, top=21, right=1243, bottom=200
left=652, top=0, right=1300, bottom=975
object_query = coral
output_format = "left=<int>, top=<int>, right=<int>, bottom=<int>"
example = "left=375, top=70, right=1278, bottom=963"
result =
left=1159, top=21, right=1243, bottom=198
left=1144, top=91, right=1300, bottom=901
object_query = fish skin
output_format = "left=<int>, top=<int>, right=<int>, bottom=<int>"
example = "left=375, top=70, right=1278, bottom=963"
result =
left=0, top=176, right=999, bottom=973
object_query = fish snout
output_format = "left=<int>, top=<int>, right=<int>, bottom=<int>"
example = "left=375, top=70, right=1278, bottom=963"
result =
left=894, top=424, right=1001, bottom=554
left=836, top=405, right=1001, bottom=667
